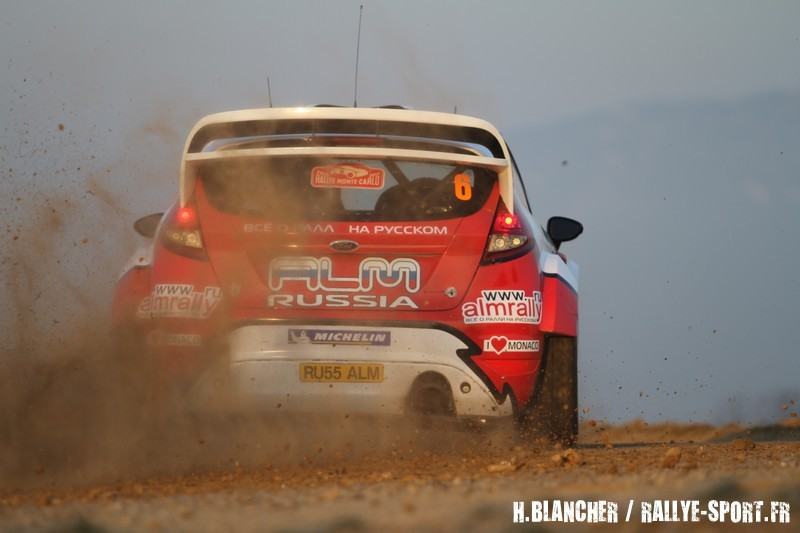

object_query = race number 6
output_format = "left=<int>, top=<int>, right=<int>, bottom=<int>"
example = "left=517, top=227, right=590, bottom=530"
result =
left=454, top=173, right=472, bottom=201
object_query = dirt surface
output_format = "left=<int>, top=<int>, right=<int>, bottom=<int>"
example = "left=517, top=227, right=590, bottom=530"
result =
left=1, top=342, right=799, bottom=531
left=1, top=418, right=799, bottom=532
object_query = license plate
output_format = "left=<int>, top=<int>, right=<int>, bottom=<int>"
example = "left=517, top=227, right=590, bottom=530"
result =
left=299, top=362, right=384, bottom=383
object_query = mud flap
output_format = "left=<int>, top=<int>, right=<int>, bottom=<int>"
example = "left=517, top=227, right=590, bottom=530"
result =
left=517, top=336, right=578, bottom=446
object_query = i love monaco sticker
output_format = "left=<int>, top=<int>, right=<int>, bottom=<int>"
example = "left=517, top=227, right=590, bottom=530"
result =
left=483, top=336, right=540, bottom=355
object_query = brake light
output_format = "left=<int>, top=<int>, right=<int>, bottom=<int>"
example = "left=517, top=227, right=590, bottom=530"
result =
left=483, top=200, right=533, bottom=263
left=495, top=212, right=522, bottom=232
left=176, top=206, right=196, bottom=226
left=160, top=204, right=205, bottom=259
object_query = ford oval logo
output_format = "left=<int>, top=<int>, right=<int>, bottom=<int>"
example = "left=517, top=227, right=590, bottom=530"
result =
left=330, top=239, right=359, bottom=252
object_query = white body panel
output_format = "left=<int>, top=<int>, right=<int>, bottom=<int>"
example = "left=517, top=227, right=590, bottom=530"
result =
left=188, top=324, right=513, bottom=418
left=116, top=240, right=153, bottom=279
left=185, top=146, right=507, bottom=169
left=540, top=252, right=580, bottom=292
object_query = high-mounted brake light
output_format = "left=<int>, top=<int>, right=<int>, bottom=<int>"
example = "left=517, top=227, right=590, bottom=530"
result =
left=483, top=200, right=533, bottom=263
left=160, top=204, right=205, bottom=259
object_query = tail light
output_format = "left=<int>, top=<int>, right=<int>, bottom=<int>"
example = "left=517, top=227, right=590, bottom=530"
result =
left=482, top=199, right=534, bottom=264
left=159, top=204, right=206, bottom=259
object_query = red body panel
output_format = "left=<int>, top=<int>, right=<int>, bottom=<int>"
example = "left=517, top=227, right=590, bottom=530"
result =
left=539, top=275, right=578, bottom=337
left=454, top=250, right=544, bottom=407
left=114, top=156, right=579, bottom=415
left=193, top=181, right=499, bottom=315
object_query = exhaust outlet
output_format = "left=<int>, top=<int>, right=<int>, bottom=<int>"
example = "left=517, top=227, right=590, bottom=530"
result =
left=406, top=372, right=455, bottom=417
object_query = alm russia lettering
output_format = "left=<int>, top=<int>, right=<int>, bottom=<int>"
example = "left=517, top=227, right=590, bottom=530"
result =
left=268, top=256, right=420, bottom=309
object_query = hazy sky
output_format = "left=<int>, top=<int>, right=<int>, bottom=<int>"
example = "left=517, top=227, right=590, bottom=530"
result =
left=1, top=0, right=799, bottom=422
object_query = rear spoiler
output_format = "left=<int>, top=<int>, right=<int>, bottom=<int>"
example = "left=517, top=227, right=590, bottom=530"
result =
left=180, top=107, right=514, bottom=210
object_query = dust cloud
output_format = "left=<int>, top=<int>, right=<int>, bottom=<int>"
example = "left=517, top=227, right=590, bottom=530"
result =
left=1, top=112, right=797, bottom=515
left=0, top=125, right=517, bottom=494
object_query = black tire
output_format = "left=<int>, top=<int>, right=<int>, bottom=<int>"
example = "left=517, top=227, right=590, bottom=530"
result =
left=517, top=336, right=578, bottom=446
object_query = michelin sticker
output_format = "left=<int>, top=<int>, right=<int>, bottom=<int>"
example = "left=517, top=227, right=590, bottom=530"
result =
left=461, top=290, right=542, bottom=324
left=138, top=284, right=223, bottom=319
left=288, top=329, right=391, bottom=346
left=483, top=336, right=540, bottom=355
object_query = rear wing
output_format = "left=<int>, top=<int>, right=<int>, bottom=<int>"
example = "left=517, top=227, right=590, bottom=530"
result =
left=180, top=107, right=514, bottom=210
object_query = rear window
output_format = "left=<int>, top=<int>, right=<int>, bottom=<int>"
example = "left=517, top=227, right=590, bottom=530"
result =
left=199, top=157, right=495, bottom=221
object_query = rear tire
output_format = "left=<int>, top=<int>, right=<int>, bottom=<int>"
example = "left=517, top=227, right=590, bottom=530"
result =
left=518, top=336, right=578, bottom=446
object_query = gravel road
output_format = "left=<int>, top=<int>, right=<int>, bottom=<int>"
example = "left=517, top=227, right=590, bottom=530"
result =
left=2, top=420, right=799, bottom=532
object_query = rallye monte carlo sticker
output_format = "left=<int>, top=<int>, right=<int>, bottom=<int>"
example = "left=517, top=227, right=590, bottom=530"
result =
left=288, top=329, right=391, bottom=346
left=137, top=284, right=223, bottom=319
left=268, top=256, right=420, bottom=309
left=482, top=335, right=540, bottom=355
left=311, top=163, right=385, bottom=190
left=461, top=290, right=542, bottom=324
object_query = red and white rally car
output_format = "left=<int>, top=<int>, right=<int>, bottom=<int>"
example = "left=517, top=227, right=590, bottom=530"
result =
left=113, top=106, right=583, bottom=442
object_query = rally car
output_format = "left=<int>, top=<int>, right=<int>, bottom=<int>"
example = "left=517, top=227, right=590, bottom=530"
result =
left=112, top=106, right=583, bottom=443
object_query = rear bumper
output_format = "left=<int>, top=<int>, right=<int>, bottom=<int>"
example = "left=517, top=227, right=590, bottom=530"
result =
left=188, top=322, right=513, bottom=419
